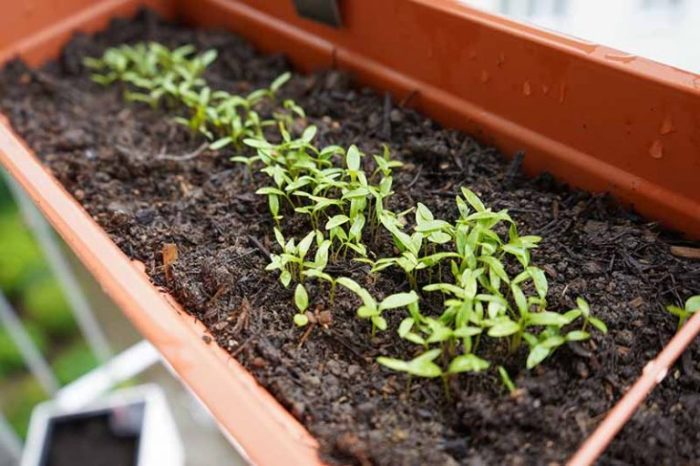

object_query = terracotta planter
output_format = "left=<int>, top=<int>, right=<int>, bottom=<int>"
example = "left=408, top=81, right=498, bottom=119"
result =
left=0, top=1, right=698, bottom=464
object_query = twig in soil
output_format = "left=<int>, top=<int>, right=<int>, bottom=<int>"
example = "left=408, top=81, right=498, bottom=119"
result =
left=407, top=165, right=423, bottom=189
left=382, top=92, right=392, bottom=140
left=503, top=150, right=525, bottom=189
left=670, top=246, right=700, bottom=260
left=247, top=234, right=271, bottom=261
left=231, top=336, right=254, bottom=358
left=322, top=329, right=366, bottom=362
left=297, top=323, right=315, bottom=349
left=206, top=285, right=229, bottom=306
left=156, top=142, right=208, bottom=161
left=231, top=298, right=251, bottom=335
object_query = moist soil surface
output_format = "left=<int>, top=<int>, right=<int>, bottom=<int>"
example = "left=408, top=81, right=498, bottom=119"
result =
left=2, top=11, right=700, bottom=466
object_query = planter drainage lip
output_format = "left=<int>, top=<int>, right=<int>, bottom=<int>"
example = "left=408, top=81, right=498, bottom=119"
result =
left=1, top=0, right=699, bottom=464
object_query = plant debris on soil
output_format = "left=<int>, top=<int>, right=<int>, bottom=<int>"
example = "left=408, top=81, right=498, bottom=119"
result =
left=1, top=10, right=699, bottom=466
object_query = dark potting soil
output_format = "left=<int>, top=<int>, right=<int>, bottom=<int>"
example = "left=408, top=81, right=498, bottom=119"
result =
left=1, top=10, right=699, bottom=466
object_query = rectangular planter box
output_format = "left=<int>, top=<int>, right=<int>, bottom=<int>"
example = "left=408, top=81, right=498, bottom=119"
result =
left=1, top=1, right=699, bottom=464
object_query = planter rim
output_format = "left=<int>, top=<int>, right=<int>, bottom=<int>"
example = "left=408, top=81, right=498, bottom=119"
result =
left=1, top=0, right=699, bottom=464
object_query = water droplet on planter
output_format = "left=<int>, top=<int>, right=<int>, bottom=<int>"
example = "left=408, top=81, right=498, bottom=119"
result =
left=659, top=115, right=674, bottom=135
left=497, top=52, right=506, bottom=67
left=649, top=139, right=664, bottom=159
left=559, top=84, right=567, bottom=104
left=522, top=81, right=532, bottom=96
left=480, top=70, right=490, bottom=83
left=541, top=84, right=550, bottom=95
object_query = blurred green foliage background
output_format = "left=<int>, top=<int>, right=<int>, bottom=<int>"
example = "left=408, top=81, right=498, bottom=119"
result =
left=0, top=174, right=98, bottom=438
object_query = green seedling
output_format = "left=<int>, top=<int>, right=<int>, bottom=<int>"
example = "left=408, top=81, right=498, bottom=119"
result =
left=336, top=277, right=418, bottom=335
left=666, top=295, right=700, bottom=330
left=294, top=283, right=310, bottom=327
left=377, top=349, right=443, bottom=378
left=498, top=366, right=517, bottom=394
left=92, top=41, right=611, bottom=386
left=86, top=44, right=293, bottom=154
left=372, top=145, right=403, bottom=178
left=265, top=229, right=317, bottom=287
left=564, top=297, right=608, bottom=334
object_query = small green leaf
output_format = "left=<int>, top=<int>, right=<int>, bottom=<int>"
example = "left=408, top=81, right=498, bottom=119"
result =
left=297, top=231, right=315, bottom=259
left=357, top=306, right=377, bottom=318
left=346, top=145, right=361, bottom=171
left=453, top=326, right=483, bottom=338
left=576, top=297, right=590, bottom=315
left=685, top=296, right=700, bottom=313
left=209, top=137, right=232, bottom=150
left=256, top=186, right=285, bottom=196
left=566, top=330, right=590, bottom=341
left=511, top=284, right=529, bottom=315
left=372, top=315, right=387, bottom=331
left=379, top=291, right=419, bottom=311
left=243, top=138, right=274, bottom=149
left=562, top=309, right=582, bottom=323
left=294, top=284, right=309, bottom=312
left=294, top=313, right=309, bottom=327
left=314, top=240, right=331, bottom=269
left=589, top=317, right=608, bottom=334
left=539, top=335, right=565, bottom=349
left=448, top=354, right=490, bottom=374
left=415, top=203, right=434, bottom=223
left=376, top=357, right=408, bottom=373
left=398, top=318, right=415, bottom=337
left=526, top=312, right=569, bottom=328
left=481, top=256, right=510, bottom=284
left=270, top=71, right=291, bottom=92
left=280, top=270, right=292, bottom=287
left=301, top=125, right=317, bottom=143
left=498, top=366, right=516, bottom=393
left=527, top=267, right=548, bottom=299
left=325, top=215, right=350, bottom=230
left=527, top=345, right=551, bottom=369
left=378, top=349, right=443, bottom=378
left=487, top=320, right=520, bottom=337
left=460, top=187, right=486, bottom=212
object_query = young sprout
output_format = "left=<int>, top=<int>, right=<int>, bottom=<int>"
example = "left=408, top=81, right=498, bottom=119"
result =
left=377, top=349, right=443, bottom=378
left=498, top=366, right=517, bottom=394
left=564, top=297, right=608, bottom=334
left=294, top=284, right=310, bottom=327
left=447, top=353, right=490, bottom=375
left=93, top=42, right=612, bottom=385
left=336, top=277, right=418, bottom=335
left=372, top=145, right=403, bottom=178
left=666, top=295, right=700, bottom=330
left=265, top=229, right=316, bottom=287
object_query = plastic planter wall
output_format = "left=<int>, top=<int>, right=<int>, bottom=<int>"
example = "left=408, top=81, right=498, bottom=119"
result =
left=1, top=1, right=698, bottom=464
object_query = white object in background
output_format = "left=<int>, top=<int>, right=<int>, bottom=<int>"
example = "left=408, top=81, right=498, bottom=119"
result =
left=55, top=340, right=160, bottom=412
left=21, top=384, right=184, bottom=466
